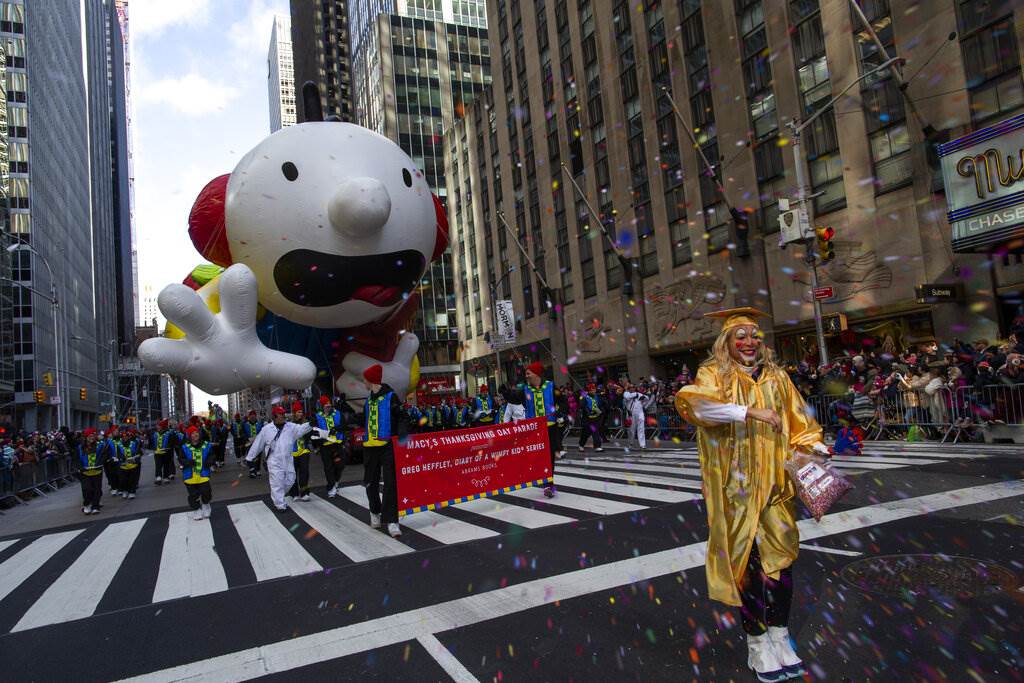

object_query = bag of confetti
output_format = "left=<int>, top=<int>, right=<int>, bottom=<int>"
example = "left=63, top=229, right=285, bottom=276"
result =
left=784, top=453, right=853, bottom=522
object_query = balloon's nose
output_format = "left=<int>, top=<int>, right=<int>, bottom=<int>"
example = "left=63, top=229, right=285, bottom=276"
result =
left=328, top=177, right=391, bottom=238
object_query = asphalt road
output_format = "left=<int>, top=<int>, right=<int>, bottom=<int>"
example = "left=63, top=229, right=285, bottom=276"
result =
left=0, top=441, right=1021, bottom=682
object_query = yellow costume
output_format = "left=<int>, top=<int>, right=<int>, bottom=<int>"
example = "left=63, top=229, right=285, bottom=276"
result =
left=674, top=308, right=823, bottom=606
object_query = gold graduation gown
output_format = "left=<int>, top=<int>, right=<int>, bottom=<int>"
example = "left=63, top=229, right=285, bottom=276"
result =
left=674, top=363, right=823, bottom=606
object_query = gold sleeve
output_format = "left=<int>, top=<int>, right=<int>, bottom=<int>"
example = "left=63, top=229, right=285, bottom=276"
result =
left=780, top=369, right=824, bottom=452
left=675, top=366, right=728, bottom=428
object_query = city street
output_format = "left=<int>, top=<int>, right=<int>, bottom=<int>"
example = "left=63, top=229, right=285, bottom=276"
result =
left=0, top=443, right=1021, bottom=682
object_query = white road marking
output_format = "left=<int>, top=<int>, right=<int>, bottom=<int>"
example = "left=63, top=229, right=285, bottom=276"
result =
left=152, top=513, right=229, bottom=603
left=505, top=487, right=646, bottom=515
left=416, top=634, right=479, bottom=683
left=556, top=465, right=703, bottom=490
left=335, top=485, right=500, bottom=544
left=117, top=480, right=1024, bottom=683
left=0, top=539, right=19, bottom=554
left=554, top=475, right=699, bottom=503
left=457, top=497, right=576, bottom=529
left=0, top=530, right=82, bottom=603
left=13, top=519, right=145, bottom=632
left=289, top=495, right=413, bottom=562
left=228, top=502, right=322, bottom=581
left=562, top=461, right=704, bottom=478
left=826, top=455, right=944, bottom=466
left=798, top=543, right=863, bottom=557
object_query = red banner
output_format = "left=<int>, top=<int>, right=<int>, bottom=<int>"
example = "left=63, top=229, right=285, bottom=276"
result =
left=395, top=417, right=551, bottom=517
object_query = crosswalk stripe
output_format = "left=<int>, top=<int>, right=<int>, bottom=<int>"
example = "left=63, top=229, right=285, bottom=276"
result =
left=553, top=475, right=700, bottom=503
left=0, top=530, right=83, bottom=603
left=12, top=519, right=146, bottom=632
left=334, top=485, right=500, bottom=544
left=563, top=461, right=704, bottom=479
left=289, top=495, right=413, bottom=562
left=0, top=539, right=19, bottom=554
left=152, top=514, right=229, bottom=604
left=456, top=497, right=577, bottom=529
left=556, top=465, right=703, bottom=490
left=228, top=502, right=322, bottom=581
left=504, top=486, right=646, bottom=515
left=828, top=457, right=943, bottom=468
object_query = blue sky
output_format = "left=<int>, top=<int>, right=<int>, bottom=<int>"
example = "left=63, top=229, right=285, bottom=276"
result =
left=132, top=0, right=290, bottom=409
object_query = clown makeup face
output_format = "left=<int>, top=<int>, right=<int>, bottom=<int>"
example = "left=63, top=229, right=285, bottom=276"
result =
left=729, top=325, right=763, bottom=367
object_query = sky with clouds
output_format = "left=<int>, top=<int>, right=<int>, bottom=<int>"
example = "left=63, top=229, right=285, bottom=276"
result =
left=132, top=0, right=289, bottom=409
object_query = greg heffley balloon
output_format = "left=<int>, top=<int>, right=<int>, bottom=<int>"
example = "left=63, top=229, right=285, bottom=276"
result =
left=139, top=121, right=448, bottom=398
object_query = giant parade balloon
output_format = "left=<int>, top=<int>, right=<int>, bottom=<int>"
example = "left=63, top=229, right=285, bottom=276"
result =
left=139, top=98, right=448, bottom=400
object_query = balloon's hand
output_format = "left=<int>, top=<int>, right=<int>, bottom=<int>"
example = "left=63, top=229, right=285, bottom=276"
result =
left=138, top=264, right=316, bottom=394
left=336, top=333, right=420, bottom=401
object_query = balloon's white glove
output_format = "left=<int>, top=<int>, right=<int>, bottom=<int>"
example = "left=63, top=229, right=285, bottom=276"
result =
left=336, top=332, right=419, bottom=402
left=138, top=264, right=316, bottom=394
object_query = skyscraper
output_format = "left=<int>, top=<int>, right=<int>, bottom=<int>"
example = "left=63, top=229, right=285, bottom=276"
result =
left=268, top=14, right=297, bottom=132
left=3, top=0, right=132, bottom=430
left=290, top=0, right=353, bottom=122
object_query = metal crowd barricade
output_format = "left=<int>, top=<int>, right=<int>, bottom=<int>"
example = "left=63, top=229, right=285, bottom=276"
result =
left=801, top=388, right=957, bottom=442
left=652, top=404, right=695, bottom=442
left=950, top=383, right=1024, bottom=443
left=0, top=456, right=78, bottom=509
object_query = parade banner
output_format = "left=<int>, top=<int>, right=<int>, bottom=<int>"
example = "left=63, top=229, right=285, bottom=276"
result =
left=395, top=417, right=551, bottom=517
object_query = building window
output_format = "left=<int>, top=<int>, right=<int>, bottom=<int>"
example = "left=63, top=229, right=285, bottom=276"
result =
left=957, top=5, right=1024, bottom=124
left=635, top=203, right=658, bottom=277
left=670, top=219, right=692, bottom=266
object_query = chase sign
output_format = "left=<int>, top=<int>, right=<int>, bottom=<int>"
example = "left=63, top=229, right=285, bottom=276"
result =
left=939, top=113, right=1024, bottom=252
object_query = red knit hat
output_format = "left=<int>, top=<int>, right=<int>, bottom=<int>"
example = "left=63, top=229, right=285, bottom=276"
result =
left=479, top=385, right=488, bottom=393
left=271, top=405, right=286, bottom=416
left=319, top=395, right=331, bottom=405
left=292, top=401, right=304, bottom=413
left=186, top=425, right=200, bottom=436
left=158, top=419, right=169, bottom=430
left=82, top=427, right=98, bottom=438
left=526, top=361, right=544, bottom=377
left=363, top=364, right=383, bottom=384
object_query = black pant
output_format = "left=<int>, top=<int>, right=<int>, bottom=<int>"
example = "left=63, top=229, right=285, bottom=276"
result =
left=578, top=415, right=603, bottom=448
left=156, top=451, right=176, bottom=479
left=364, top=442, right=398, bottom=524
left=739, top=542, right=793, bottom=636
left=232, top=437, right=244, bottom=460
left=288, top=453, right=311, bottom=497
left=119, top=467, right=140, bottom=494
left=212, top=441, right=226, bottom=466
left=104, top=460, right=121, bottom=490
left=320, top=442, right=346, bottom=489
left=80, top=473, right=102, bottom=509
left=185, top=481, right=212, bottom=510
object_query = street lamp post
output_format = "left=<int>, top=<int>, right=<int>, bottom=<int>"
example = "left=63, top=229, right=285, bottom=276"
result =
left=787, top=56, right=903, bottom=367
left=70, top=334, right=119, bottom=423
left=6, top=242, right=64, bottom=428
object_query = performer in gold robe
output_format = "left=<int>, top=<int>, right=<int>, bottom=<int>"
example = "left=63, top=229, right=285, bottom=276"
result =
left=675, top=308, right=829, bottom=683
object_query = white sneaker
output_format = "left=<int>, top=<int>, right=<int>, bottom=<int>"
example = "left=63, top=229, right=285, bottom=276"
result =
left=327, top=485, right=338, bottom=498
left=154, top=476, right=163, bottom=485
left=128, top=493, right=136, bottom=500
left=578, top=446, right=585, bottom=452
left=301, top=494, right=310, bottom=502
left=201, top=503, right=212, bottom=519
left=595, top=447, right=604, bottom=452
left=122, top=491, right=129, bottom=499
left=387, top=523, right=402, bottom=538
left=83, top=506, right=91, bottom=515
left=370, top=512, right=381, bottom=529
left=747, top=632, right=787, bottom=682
left=90, top=507, right=101, bottom=515
left=767, top=626, right=806, bottom=678
left=111, top=489, right=120, bottom=496
left=192, top=509, right=203, bottom=521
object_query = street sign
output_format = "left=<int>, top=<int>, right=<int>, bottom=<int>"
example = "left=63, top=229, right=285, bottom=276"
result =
left=813, top=286, right=835, bottom=300
left=50, top=395, right=61, bottom=404
left=915, top=283, right=963, bottom=304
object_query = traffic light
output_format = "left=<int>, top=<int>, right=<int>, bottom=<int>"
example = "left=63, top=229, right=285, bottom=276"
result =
left=80, top=387, right=87, bottom=401
left=815, top=226, right=835, bottom=262
left=43, top=371, right=53, bottom=386
left=34, top=390, right=45, bottom=404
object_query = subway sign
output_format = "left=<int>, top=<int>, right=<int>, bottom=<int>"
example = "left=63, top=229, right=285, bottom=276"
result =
left=939, top=113, right=1024, bottom=252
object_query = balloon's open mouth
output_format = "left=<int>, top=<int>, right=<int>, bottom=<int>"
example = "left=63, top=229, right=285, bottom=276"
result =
left=273, top=249, right=425, bottom=308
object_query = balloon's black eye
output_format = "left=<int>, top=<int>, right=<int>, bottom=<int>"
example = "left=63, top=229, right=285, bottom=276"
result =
left=282, top=162, right=298, bottom=181
left=402, top=168, right=412, bottom=187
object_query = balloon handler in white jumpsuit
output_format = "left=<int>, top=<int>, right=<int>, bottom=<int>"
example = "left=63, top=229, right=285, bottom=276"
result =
left=245, top=404, right=315, bottom=512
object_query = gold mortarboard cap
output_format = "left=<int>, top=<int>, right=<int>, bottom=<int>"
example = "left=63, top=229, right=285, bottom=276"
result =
left=704, top=306, right=771, bottom=331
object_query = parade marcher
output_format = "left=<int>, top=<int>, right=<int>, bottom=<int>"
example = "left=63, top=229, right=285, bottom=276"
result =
left=361, top=364, right=407, bottom=538
left=240, top=410, right=265, bottom=478
left=116, top=429, right=143, bottom=499
left=245, top=404, right=313, bottom=512
left=230, top=413, right=244, bottom=462
left=405, top=401, right=423, bottom=433
left=102, top=424, right=123, bottom=496
left=674, top=308, right=830, bottom=682
left=453, top=398, right=471, bottom=428
left=623, top=382, right=650, bottom=450
left=178, top=425, right=214, bottom=520
left=313, top=394, right=352, bottom=498
left=210, top=418, right=229, bottom=469
left=523, top=361, right=561, bottom=497
left=287, top=401, right=314, bottom=502
left=473, top=385, right=497, bottom=426
left=77, top=427, right=112, bottom=515
left=500, top=384, right=526, bottom=423
left=577, top=383, right=605, bottom=452
left=152, top=419, right=178, bottom=484
left=439, top=398, right=453, bottom=430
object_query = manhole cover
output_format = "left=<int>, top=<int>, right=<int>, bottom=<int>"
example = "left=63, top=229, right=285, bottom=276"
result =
left=840, top=554, right=1018, bottom=598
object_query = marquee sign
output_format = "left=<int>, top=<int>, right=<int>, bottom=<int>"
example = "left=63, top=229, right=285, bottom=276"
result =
left=939, top=113, right=1024, bottom=252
